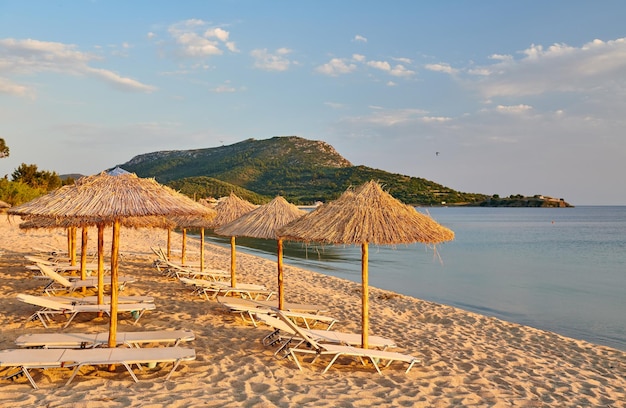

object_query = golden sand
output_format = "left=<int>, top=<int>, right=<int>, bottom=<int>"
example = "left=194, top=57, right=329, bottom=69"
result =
left=0, top=216, right=624, bottom=407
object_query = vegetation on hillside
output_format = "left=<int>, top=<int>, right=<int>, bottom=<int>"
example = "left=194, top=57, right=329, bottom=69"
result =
left=476, top=194, right=572, bottom=208
left=0, top=138, right=9, bottom=159
left=167, top=176, right=270, bottom=205
left=0, top=136, right=569, bottom=207
left=117, top=136, right=488, bottom=205
left=0, top=178, right=46, bottom=206
left=0, top=163, right=76, bottom=206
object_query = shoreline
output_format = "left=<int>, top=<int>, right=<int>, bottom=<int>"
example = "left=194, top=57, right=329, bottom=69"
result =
left=1, top=216, right=625, bottom=406
left=201, top=231, right=626, bottom=354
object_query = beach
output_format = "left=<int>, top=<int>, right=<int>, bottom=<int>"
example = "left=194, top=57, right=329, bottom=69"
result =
left=0, top=215, right=624, bottom=407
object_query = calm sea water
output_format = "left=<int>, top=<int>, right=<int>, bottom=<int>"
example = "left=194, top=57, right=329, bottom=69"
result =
left=205, top=206, right=626, bottom=351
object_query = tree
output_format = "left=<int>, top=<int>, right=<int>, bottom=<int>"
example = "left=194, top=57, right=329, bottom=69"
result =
left=0, top=138, right=8, bottom=158
left=11, top=163, right=62, bottom=191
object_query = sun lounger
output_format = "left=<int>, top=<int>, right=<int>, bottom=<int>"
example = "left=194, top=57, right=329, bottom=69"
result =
left=17, top=294, right=156, bottom=328
left=180, top=278, right=274, bottom=301
left=224, top=297, right=329, bottom=314
left=35, top=263, right=135, bottom=295
left=151, top=247, right=173, bottom=273
left=47, top=295, right=155, bottom=305
left=31, top=245, right=65, bottom=256
left=15, top=329, right=195, bottom=349
left=25, top=255, right=104, bottom=271
left=29, top=247, right=71, bottom=262
left=0, top=346, right=195, bottom=389
left=254, top=313, right=396, bottom=357
left=162, top=259, right=230, bottom=280
left=25, top=255, right=61, bottom=266
left=274, top=311, right=420, bottom=375
left=27, top=263, right=94, bottom=274
left=151, top=246, right=168, bottom=264
left=216, top=296, right=337, bottom=329
left=202, top=281, right=273, bottom=301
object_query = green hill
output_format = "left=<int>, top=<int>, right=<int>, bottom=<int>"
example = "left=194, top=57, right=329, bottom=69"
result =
left=167, top=176, right=269, bottom=205
left=114, top=136, right=488, bottom=205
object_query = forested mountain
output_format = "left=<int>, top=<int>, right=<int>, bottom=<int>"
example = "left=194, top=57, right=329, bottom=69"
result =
left=115, top=136, right=488, bottom=205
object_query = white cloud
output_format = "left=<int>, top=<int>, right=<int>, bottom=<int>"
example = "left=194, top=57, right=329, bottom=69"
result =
left=357, top=107, right=430, bottom=126
left=251, top=48, right=293, bottom=71
left=389, top=64, right=414, bottom=77
left=466, top=37, right=626, bottom=98
left=316, top=58, right=357, bottom=76
left=367, top=60, right=391, bottom=71
left=365, top=60, right=414, bottom=77
left=393, top=57, right=412, bottom=65
left=210, top=80, right=238, bottom=93
left=489, top=53, right=513, bottom=62
left=354, top=35, right=367, bottom=43
left=0, top=77, right=33, bottom=97
left=168, top=20, right=238, bottom=57
left=324, top=54, right=416, bottom=79
left=496, top=104, right=533, bottom=114
left=424, top=63, right=457, bottom=74
left=324, top=101, right=345, bottom=109
left=0, top=38, right=155, bottom=95
left=86, top=67, right=157, bottom=92
left=205, top=28, right=230, bottom=42
left=421, top=116, right=452, bottom=123
left=467, top=67, right=491, bottom=76
left=212, top=85, right=236, bottom=93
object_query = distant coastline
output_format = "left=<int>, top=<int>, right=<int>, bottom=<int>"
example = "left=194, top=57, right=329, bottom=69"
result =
left=459, top=194, right=573, bottom=208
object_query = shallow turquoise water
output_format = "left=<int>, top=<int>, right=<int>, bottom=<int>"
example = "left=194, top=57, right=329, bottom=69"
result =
left=206, top=206, right=626, bottom=351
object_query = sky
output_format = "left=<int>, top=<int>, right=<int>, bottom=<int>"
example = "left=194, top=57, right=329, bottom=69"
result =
left=1, top=1, right=625, bottom=205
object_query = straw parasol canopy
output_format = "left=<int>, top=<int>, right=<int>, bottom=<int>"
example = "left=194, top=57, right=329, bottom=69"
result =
left=171, top=212, right=217, bottom=271
left=214, top=196, right=307, bottom=309
left=0, top=200, right=10, bottom=211
left=209, top=192, right=257, bottom=288
left=211, top=192, right=258, bottom=227
left=9, top=171, right=214, bottom=348
left=278, top=180, right=455, bottom=348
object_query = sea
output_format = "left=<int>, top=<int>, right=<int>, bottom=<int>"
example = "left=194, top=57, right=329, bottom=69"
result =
left=204, top=206, right=626, bottom=352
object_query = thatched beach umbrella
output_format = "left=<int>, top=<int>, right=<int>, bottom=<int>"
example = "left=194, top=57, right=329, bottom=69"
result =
left=171, top=212, right=218, bottom=271
left=214, top=196, right=306, bottom=310
left=278, top=180, right=455, bottom=348
left=209, top=193, right=257, bottom=288
left=9, top=171, right=213, bottom=348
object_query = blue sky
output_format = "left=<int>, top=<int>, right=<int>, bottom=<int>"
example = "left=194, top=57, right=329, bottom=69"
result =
left=1, top=1, right=625, bottom=205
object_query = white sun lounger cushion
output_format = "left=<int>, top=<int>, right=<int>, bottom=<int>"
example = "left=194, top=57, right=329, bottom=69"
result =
left=15, top=329, right=195, bottom=349
left=0, top=347, right=195, bottom=389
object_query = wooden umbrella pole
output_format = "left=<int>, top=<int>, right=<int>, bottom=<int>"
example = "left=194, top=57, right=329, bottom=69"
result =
left=70, top=227, right=77, bottom=266
left=167, top=228, right=172, bottom=260
left=66, top=228, right=71, bottom=263
left=97, top=224, right=105, bottom=315
left=80, top=227, right=88, bottom=293
left=362, top=242, right=369, bottom=349
left=278, top=239, right=284, bottom=310
left=200, top=228, right=205, bottom=272
left=182, top=228, right=187, bottom=266
left=108, top=219, right=120, bottom=349
left=230, top=236, right=237, bottom=288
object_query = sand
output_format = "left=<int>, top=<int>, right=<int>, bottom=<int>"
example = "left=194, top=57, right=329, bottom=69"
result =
left=0, top=215, right=624, bottom=407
